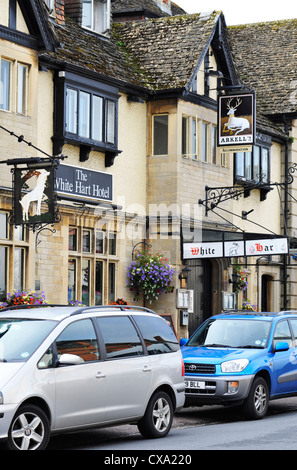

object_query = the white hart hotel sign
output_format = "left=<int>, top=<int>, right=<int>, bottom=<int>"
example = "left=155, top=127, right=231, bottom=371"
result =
left=183, top=238, right=288, bottom=260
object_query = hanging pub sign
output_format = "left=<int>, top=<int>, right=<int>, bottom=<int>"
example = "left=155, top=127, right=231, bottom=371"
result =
left=13, top=164, right=57, bottom=226
left=218, top=92, right=256, bottom=153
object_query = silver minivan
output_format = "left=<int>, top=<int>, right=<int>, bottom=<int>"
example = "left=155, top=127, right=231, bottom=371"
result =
left=0, top=305, right=185, bottom=450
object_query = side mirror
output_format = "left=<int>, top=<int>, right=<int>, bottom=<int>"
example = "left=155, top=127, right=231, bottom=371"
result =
left=58, top=353, right=84, bottom=365
left=180, top=338, right=188, bottom=347
left=274, top=342, right=289, bottom=352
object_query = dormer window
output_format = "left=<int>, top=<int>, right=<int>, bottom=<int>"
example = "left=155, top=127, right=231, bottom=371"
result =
left=82, top=0, right=110, bottom=34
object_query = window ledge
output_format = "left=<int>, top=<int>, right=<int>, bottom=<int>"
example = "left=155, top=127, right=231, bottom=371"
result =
left=235, top=178, right=272, bottom=200
left=53, top=136, right=122, bottom=167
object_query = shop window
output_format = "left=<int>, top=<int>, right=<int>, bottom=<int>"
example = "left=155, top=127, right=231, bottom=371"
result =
left=0, top=212, right=29, bottom=301
left=108, top=262, right=116, bottom=303
left=82, top=0, right=110, bottom=35
left=153, top=115, right=168, bottom=155
left=68, top=258, right=77, bottom=303
left=235, top=145, right=270, bottom=184
left=96, top=230, right=105, bottom=254
left=82, top=229, right=92, bottom=253
left=68, top=226, right=117, bottom=305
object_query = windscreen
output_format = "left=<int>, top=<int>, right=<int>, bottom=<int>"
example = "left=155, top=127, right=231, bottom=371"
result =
left=0, top=318, right=57, bottom=362
left=187, top=318, right=271, bottom=349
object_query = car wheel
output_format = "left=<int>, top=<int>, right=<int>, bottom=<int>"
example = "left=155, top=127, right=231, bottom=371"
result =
left=7, top=404, right=50, bottom=450
left=137, top=391, right=173, bottom=439
left=243, top=376, right=269, bottom=420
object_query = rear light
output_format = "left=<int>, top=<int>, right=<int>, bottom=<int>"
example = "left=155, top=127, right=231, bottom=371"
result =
left=181, top=357, right=185, bottom=376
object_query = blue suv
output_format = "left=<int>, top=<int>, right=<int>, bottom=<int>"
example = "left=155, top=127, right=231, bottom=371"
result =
left=180, top=311, right=297, bottom=419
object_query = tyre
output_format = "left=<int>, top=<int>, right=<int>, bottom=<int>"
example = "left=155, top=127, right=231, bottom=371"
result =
left=243, top=376, right=269, bottom=420
left=7, top=404, right=50, bottom=450
left=137, top=391, right=174, bottom=439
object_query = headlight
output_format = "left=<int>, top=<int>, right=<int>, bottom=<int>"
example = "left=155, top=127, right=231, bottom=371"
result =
left=0, top=392, right=3, bottom=405
left=221, top=359, right=249, bottom=373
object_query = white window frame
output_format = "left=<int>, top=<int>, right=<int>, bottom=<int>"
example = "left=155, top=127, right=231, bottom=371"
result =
left=82, top=0, right=110, bottom=34
left=17, top=63, right=29, bottom=115
left=0, top=59, right=12, bottom=112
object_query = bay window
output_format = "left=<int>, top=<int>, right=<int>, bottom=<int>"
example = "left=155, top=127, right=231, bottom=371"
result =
left=54, top=72, right=120, bottom=165
left=235, top=145, right=270, bottom=184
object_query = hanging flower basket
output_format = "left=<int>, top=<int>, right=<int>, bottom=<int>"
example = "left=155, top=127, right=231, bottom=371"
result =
left=232, top=262, right=248, bottom=294
left=0, top=290, right=48, bottom=309
left=127, top=250, right=175, bottom=303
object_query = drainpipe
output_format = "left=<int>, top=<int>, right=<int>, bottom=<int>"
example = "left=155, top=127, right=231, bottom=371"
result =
left=283, top=134, right=289, bottom=310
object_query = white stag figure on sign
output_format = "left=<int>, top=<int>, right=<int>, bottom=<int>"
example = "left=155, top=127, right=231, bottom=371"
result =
left=223, top=97, right=250, bottom=135
left=20, top=169, right=50, bottom=221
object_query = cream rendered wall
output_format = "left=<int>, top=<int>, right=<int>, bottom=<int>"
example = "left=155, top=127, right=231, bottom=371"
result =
left=0, top=0, right=9, bottom=27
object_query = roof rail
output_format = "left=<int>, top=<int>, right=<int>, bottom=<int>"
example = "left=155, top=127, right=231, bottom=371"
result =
left=276, top=310, right=297, bottom=316
left=69, top=305, right=157, bottom=316
left=0, top=304, right=157, bottom=316
left=222, top=310, right=276, bottom=316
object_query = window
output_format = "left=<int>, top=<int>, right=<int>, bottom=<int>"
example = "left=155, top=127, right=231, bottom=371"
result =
left=0, top=59, right=11, bottom=111
left=290, top=319, right=297, bottom=343
left=82, top=0, right=110, bottom=34
left=201, top=122, right=208, bottom=162
left=68, top=226, right=118, bottom=305
left=235, top=145, right=270, bottom=184
left=273, top=321, right=293, bottom=349
left=211, top=125, right=217, bottom=165
left=182, top=116, right=198, bottom=159
left=133, top=316, right=179, bottom=354
left=17, top=64, right=29, bottom=115
left=0, top=58, right=29, bottom=115
left=153, top=115, right=168, bottom=155
left=97, top=316, right=144, bottom=359
left=0, top=212, right=29, bottom=301
left=65, top=86, right=117, bottom=147
left=56, top=319, right=100, bottom=362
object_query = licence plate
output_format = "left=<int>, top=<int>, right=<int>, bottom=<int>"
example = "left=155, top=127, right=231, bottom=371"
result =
left=185, top=380, right=205, bottom=389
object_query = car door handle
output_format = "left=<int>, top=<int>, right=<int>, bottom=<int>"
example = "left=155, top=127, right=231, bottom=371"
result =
left=143, top=365, right=152, bottom=372
left=96, top=371, right=106, bottom=379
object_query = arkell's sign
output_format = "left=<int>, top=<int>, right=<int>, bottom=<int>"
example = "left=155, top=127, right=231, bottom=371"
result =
left=183, top=238, right=288, bottom=260
left=55, top=164, right=113, bottom=204
left=218, top=92, right=256, bottom=151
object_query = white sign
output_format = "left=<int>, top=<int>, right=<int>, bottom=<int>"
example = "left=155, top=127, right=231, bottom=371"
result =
left=245, top=238, right=288, bottom=256
left=183, top=242, right=223, bottom=259
left=183, top=238, right=288, bottom=259
left=224, top=240, right=245, bottom=257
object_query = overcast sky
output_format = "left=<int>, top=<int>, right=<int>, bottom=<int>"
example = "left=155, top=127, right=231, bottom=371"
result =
left=176, top=0, right=297, bottom=25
